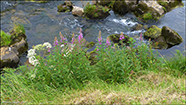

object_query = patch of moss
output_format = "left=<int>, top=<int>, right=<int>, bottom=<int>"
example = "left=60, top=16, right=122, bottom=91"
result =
left=144, top=25, right=161, bottom=39
left=0, top=30, right=12, bottom=47
left=142, top=12, right=153, bottom=20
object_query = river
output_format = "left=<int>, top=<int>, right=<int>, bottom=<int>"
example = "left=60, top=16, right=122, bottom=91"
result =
left=1, top=1, right=185, bottom=65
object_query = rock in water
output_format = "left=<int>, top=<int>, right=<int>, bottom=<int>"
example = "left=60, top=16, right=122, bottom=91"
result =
left=144, top=25, right=161, bottom=39
left=0, top=47, right=19, bottom=68
left=72, top=6, right=84, bottom=16
left=161, top=26, right=183, bottom=46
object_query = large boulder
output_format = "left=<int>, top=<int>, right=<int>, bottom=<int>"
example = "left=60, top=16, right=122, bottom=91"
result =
left=72, top=6, right=84, bottom=16
left=161, top=26, right=183, bottom=46
left=0, top=47, right=19, bottom=68
left=146, top=25, right=183, bottom=49
left=144, top=25, right=161, bottom=39
left=84, top=4, right=110, bottom=19
left=152, top=36, right=168, bottom=49
left=157, top=0, right=184, bottom=12
left=112, top=0, right=130, bottom=15
left=132, top=0, right=165, bottom=22
left=141, top=0, right=164, bottom=15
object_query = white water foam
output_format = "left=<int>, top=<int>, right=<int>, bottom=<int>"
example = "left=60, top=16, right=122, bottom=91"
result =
left=111, top=18, right=138, bottom=27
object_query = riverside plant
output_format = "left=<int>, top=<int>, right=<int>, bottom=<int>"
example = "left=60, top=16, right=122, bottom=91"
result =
left=3, top=29, right=165, bottom=92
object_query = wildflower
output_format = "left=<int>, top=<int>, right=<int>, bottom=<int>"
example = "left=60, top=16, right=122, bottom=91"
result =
left=43, top=42, right=52, bottom=48
left=78, top=28, right=83, bottom=44
left=119, top=32, right=125, bottom=40
left=140, top=32, right=143, bottom=41
left=105, top=37, right=111, bottom=47
left=60, top=32, right=66, bottom=43
left=98, top=30, right=102, bottom=45
left=54, top=37, right=58, bottom=47
left=97, top=48, right=99, bottom=51
left=34, top=44, right=44, bottom=50
left=71, top=33, right=75, bottom=44
left=28, top=56, right=40, bottom=66
left=27, top=49, right=36, bottom=58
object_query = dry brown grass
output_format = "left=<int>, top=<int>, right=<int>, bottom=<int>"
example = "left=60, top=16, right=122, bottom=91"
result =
left=67, top=71, right=186, bottom=104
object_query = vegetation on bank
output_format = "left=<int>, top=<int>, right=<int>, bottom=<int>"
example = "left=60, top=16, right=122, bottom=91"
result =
left=1, top=23, right=25, bottom=47
left=1, top=30, right=185, bottom=104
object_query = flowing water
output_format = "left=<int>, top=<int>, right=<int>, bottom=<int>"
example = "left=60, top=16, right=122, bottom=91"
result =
left=1, top=1, right=185, bottom=65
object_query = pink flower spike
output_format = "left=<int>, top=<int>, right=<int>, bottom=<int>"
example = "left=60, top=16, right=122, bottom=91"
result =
left=54, top=37, right=58, bottom=47
left=98, top=31, right=102, bottom=45
left=97, top=48, right=99, bottom=51
left=119, top=32, right=125, bottom=40
left=105, top=37, right=111, bottom=47
left=140, top=32, right=143, bottom=41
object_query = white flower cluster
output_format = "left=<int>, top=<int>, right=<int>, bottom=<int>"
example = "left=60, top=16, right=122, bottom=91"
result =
left=43, top=42, right=52, bottom=48
left=27, top=42, right=52, bottom=66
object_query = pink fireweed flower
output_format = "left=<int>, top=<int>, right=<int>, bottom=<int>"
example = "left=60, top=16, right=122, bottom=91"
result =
left=60, top=32, right=66, bottom=43
left=119, top=32, right=125, bottom=40
left=98, top=31, right=102, bottom=45
left=47, top=47, right=50, bottom=52
left=140, top=32, right=143, bottom=41
left=54, top=37, right=58, bottom=47
left=78, top=28, right=83, bottom=44
left=105, top=37, right=111, bottom=47
left=71, top=33, right=75, bottom=44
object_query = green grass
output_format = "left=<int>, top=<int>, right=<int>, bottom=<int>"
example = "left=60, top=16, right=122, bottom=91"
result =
left=1, top=34, right=185, bottom=104
left=0, top=30, right=12, bottom=46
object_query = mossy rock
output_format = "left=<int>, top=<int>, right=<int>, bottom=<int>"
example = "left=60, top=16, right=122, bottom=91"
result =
left=112, top=0, right=129, bottom=15
left=58, top=4, right=72, bottom=12
left=86, top=41, right=96, bottom=48
left=158, top=0, right=184, bottom=12
left=133, top=2, right=161, bottom=22
left=161, top=26, right=183, bottom=46
left=109, top=34, right=132, bottom=46
left=144, top=25, right=161, bottom=39
left=84, top=4, right=110, bottom=19
left=152, top=36, right=168, bottom=49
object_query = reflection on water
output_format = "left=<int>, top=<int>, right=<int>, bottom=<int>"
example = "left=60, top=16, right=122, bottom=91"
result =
left=1, top=1, right=185, bottom=65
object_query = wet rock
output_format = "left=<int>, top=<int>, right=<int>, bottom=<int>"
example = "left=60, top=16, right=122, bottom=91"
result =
left=57, top=0, right=73, bottom=12
left=134, top=24, right=143, bottom=31
left=157, top=0, right=184, bottom=12
left=152, top=36, right=168, bottom=49
left=0, top=47, right=19, bottom=68
left=84, top=4, right=110, bottom=19
left=141, top=0, right=164, bottom=16
left=112, top=0, right=130, bottom=15
left=10, top=38, right=28, bottom=57
left=133, top=1, right=162, bottom=22
left=161, top=26, right=183, bottom=46
left=72, top=6, right=84, bottom=16
left=144, top=25, right=161, bottom=39
left=58, top=4, right=72, bottom=12
left=94, top=0, right=113, bottom=6
left=149, top=25, right=183, bottom=49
